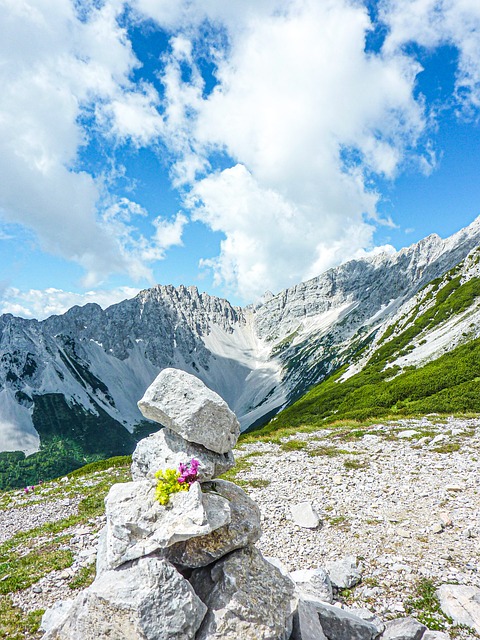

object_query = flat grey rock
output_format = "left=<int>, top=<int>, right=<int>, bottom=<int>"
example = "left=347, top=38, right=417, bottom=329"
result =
left=306, top=599, right=378, bottom=640
left=290, top=568, right=333, bottom=604
left=290, top=502, right=320, bottom=529
left=382, top=616, right=427, bottom=640
left=291, top=600, right=327, bottom=640
left=137, top=368, right=240, bottom=453
left=131, top=427, right=235, bottom=482
left=190, top=545, right=296, bottom=640
left=348, top=607, right=385, bottom=636
left=437, top=584, right=480, bottom=634
left=164, top=479, right=261, bottom=567
left=102, top=480, right=231, bottom=570
left=423, top=632, right=451, bottom=640
left=325, top=555, right=362, bottom=589
left=42, top=556, right=206, bottom=640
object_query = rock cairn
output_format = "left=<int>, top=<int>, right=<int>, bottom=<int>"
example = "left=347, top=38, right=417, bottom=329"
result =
left=39, top=368, right=448, bottom=640
left=40, top=368, right=296, bottom=639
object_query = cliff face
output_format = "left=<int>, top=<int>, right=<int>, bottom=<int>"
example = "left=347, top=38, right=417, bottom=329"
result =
left=1, top=217, right=479, bottom=455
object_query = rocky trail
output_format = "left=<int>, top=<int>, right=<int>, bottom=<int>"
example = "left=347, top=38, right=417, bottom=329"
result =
left=1, top=414, right=479, bottom=638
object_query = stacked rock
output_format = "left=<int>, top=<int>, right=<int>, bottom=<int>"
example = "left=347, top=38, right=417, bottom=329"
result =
left=41, top=368, right=296, bottom=640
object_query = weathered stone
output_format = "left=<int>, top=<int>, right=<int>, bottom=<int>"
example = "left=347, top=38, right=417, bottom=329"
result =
left=423, top=632, right=451, bottom=640
left=42, top=557, right=206, bottom=640
left=290, top=502, right=320, bottom=529
left=190, top=545, right=297, bottom=640
left=306, top=599, right=378, bottom=640
left=290, top=568, right=333, bottom=604
left=137, top=368, right=240, bottom=453
left=325, top=555, right=362, bottom=589
left=164, top=479, right=261, bottom=567
left=348, top=607, right=385, bottom=636
left=437, top=584, right=480, bottom=634
left=131, top=427, right=235, bottom=482
left=102, top=480, right=230, bottom=570
left=291, top=600, right=327, bottom=640
left=382, top=617, right=426, bottom=639
left=40, top=600, right=74, bottom=635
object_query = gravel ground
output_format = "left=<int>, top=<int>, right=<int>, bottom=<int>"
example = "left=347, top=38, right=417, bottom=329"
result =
left=1, top=416, right=479, bottom=638
left=239, top=417, right=480, bottom=625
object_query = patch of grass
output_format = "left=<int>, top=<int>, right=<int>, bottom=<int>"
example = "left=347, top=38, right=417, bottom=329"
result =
left=327, top=515, right=349, bottom=529
left=244, top=479, right=271, bottom=489
left=343, top=458, right=370, bottom=470
left=433, top=442, right=461, bottom=454
left=218, top=452, right=265, bottom=485
left=0, top=596, right=43, bottom=640
left=280, top=440, right=308, bottom=452
left=68, top=561, right=96, bottom=590
left=0, top=539, right=73, bottom=595
left=67, top=455, right=132, bottom=479
left=404, top=578, right=451, bottom=631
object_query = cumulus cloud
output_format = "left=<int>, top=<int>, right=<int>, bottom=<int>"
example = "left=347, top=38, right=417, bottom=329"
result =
left=150, top=0, right=429, bottom=297
left=381, top=0, right=480, bottom=111
left=0, top=0, right=167, bottom=287
left=1, top=286, right=141, bottom=320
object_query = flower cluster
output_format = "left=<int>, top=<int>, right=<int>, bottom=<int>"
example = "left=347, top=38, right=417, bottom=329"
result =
left=154, top=458, right=200, bottom=506
left=178, top=458, right=200, bottom=486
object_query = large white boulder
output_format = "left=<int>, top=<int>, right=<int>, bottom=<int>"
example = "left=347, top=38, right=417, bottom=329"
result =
left=131, top=427, right=234, bottom=483
left=190, top=545, right=297, bottom=640
left=164, top=479, right=262, bottom=567
left=41, top=556, right=206, bottom=640
left=138, top=368, right=240, bottom=453
left=438, top=584, right=480, bottom=634
left=101, top=480, right=231, bottom=571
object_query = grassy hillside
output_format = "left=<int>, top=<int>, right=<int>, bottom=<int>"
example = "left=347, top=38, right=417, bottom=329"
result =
left=251, top=272, right=480, bottom=438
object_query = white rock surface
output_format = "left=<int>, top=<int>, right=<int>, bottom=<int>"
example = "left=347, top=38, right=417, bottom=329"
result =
left=290, top=501, right=320, bottom=529
left=164, top=479, right=261, bottom=567
left=42, top=556, right=206, bottom=640
left=138, top=368, right=240, bottom=453
left=325, top=555, right=362, bottom=589
left=131, top=427, right=234, bottom=482
left=102, top=480, right=231, bottom=570
left=290, top=568, right=333, bottom=604
left=190, top=545, right=297, bottom=640
left=437, top=584, right=480, bottom=633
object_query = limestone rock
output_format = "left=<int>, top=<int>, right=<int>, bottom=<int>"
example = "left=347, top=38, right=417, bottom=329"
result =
left=40, top=600, right=74, bottom=634
left=102, top=480, right=230, bottom=570
left=437, top=584, right=480, bottom=634
left=348, top=607, right=385, bottom=636
left=42, top=556, right=206, bottom=640
left=290, top=568, right=333, bottom=604
left=190, top=545, right=297, bottom=640
left=164, top=479, right=261, bottom=567
left=137, top=368, right=240, bottom=453
left=290, top=502, right=320, bottom=529
left=423, top=632, right=451, bottom=640
left=325, top=555, right=362, bottom=589
left=306, top=599, right=378, bottom=640
left=131, top=427, right=235, bottom=482
left=382, top=616, right=426, bottom=639
left=291, top=600, right=327, bottom=640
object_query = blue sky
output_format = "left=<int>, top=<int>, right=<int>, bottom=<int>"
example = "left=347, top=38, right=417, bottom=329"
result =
left=1, top=0, right=480, bottom=319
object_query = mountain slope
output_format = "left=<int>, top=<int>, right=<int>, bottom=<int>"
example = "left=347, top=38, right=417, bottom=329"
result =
left=261, top=245, right=480, bottom=432
left=0, top=217, right=479, bottom=485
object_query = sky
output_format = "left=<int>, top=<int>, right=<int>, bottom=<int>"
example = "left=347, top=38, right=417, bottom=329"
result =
left=1, top=0, right=480, bottom=319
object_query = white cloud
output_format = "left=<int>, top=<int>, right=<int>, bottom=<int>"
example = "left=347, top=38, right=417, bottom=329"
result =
left=0, top=0, right=168, bottom=287
left=1, top=286, right=141, bottom=320
left=381, top=0, right=480, bottom=111
left=150, top=0, right=429, bottom=298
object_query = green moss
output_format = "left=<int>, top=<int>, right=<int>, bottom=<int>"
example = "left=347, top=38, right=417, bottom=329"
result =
left=404, top=578, right=451, bottom=631
left=68, top=562, right=96, bottom=590
left=0, top=596, right=43, bottom=640
left=280, top=440, right=308, bottom=451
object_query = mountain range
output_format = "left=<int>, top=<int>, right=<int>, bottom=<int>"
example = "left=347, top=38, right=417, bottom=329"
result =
left=1, top=217, right=479, bottom=486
